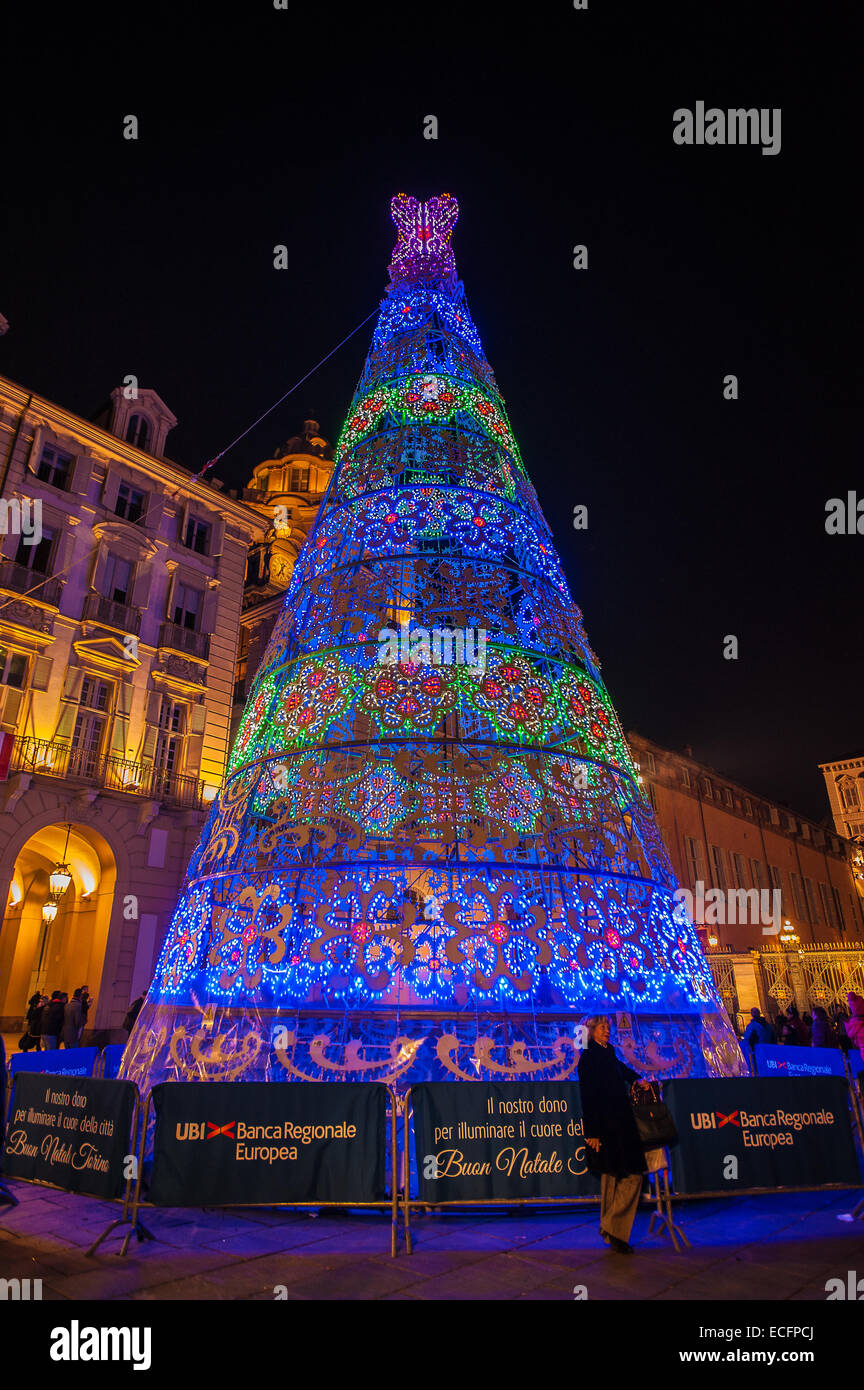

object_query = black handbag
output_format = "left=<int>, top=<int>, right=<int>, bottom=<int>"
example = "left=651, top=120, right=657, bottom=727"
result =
left=630, top=1081, right=678, bottom=1149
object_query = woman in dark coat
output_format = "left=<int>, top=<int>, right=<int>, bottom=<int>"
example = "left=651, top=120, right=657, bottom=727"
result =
left=578, top=1015, right=651, bottom=1254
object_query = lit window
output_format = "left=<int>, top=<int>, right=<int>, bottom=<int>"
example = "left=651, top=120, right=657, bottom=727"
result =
left=183, top=516, right=211, bottom=555
left=101, top=553, right=132, bottom=605
left=15, top=525, right=56, bottom=574
left=79, top=676, right=111, bottom=711
left=126, top=414, right=152, bottom=451
left=36, top=444, right=73, bottom=490
left=0, top=646, right=28, bottom=688
left=115, top=482, right=146, bottom=523
left=172, top=583, right=200, bottom=631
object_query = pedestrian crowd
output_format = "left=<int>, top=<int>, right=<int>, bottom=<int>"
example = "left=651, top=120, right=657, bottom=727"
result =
left=742, top=992, right=864, bottom=1055
left=17, top=985, right=93, bottom=1051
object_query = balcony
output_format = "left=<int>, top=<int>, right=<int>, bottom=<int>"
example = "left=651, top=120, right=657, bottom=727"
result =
left=0, top=559, right=63, bottom=609
left=9, top=736, right=207, bottom=809
left=158, top=621, right=210, bottom=661
left=82, top=592, right=142, bottom=635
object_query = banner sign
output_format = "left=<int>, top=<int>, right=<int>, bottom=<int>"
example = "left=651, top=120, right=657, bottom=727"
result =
left=754, top=1043, right=864, bottom=1080
left=100, top=1045, right=126, bottom=1080
left=9, top=1047, right=99, bottom=1079
left=664, top=1077, right=861, bottom=1193
left=412, top=1082, right=600, bottom=1203
left=148, top=1082, right=387, bottom=1207
left=2, top=1072, right=136, bottom=1199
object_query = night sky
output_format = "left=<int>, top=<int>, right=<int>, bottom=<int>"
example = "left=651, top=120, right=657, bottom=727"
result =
left=3, top=1, right=860, bottom=821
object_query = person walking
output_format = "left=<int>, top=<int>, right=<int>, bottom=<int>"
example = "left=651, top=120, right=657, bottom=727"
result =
left=61, top=989, right=83, bottom=1049
left=79, top=986, right=92, bottom=1030
left=122, top=995, right=144, bottom=1036
left=577, top=1016, right=652, bottom=1255
left=743, top=1007, right=774, bottom=1049
left=19, top=993, right=45, bottom=1051
left=41, top=991, right=66, bottom=1050
left=844, top=992, right=864, bottom=1054
left=811, top=1006, right=834, bottom=1048
left=831, top=1006, right=851, bottom=1054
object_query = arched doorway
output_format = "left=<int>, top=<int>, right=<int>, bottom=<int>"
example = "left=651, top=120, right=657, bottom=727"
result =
left=0, top=823, right=117, bottom=1026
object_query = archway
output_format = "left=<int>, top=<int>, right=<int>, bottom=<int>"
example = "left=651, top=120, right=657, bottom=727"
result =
left=0, top=823, right=117, bottom=1027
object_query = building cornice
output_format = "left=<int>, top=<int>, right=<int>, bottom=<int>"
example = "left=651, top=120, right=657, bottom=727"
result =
left=0, top=373, right=267, bottom=540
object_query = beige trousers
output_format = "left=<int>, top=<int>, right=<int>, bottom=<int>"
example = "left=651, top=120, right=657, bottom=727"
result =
left=599, top=1173, right=643, bottom=1242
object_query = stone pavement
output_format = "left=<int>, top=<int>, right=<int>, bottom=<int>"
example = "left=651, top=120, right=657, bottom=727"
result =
left=1, top=1180, right=863, bottom=1300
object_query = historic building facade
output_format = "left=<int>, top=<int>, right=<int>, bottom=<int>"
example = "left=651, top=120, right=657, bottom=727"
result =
left=0, top=374, right=266, bottom=1035
left=629, top=731, right=864, bottom=1029
left=819, top=752, right=864, bottom=843
left=230, top=419, right=334, bottom=742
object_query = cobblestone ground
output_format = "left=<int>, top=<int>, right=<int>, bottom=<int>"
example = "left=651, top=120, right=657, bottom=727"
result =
left=1, top=1181, right=863, bottom=1300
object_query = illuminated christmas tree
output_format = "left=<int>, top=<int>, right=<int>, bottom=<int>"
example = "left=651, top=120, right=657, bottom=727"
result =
left=123, top=193, right=746, bottom=1091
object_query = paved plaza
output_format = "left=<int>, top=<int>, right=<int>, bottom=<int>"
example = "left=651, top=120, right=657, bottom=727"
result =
left=1, top=1181, right=862, bottom=1301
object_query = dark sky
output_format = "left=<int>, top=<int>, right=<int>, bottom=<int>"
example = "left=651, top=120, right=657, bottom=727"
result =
left=3, top=1, right=861, bottom=821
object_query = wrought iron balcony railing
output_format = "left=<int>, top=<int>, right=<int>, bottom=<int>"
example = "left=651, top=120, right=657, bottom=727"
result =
left=0, top=560, right=63, bottom=608
left=158, top=621, right=210, bottom=661
left=82, top=592, right=142, bottom=635
left=8, top=736, right=207, bottom=809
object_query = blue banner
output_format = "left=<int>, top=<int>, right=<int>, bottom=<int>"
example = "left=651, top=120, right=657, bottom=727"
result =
left=9, top=1047, right=99, bottom=1079
left=753, top=1043, right=863, bottom=1079
left=664, top=1076, right=861, bottom=1192
left=100, top=1045, right=126, bottom=1080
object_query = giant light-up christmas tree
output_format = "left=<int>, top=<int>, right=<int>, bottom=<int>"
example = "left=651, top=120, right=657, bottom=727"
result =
left=123, top=193, right=746, bottom=1092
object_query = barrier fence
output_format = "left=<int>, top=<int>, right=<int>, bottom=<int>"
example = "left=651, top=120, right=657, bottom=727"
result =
left=2, top=1058, right=863, bottom=1259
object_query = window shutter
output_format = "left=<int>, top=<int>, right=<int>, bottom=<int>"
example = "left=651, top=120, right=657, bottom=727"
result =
left=26, top=425, right=45, bottom=476
left=102, top=469, right=121, bottom=512
left=90, top=545, right=108, bottom=594
left=70, top=453, right=93, bottom=495
left=130, top=562, right=152, bottom=609
left=210, top=516, right=225, bottom=559
left=0, top=686, right=25, bottom=730
left=31, top=655, right=53, bottom=691
left=62, top=667, right=84, bottom=701
left=190, top=704, right=207, bottom=736
left=141, top=690, right=162, bottom=763
left=200, top=588, right=219, bottom=633
left=185, top=733, right=204, bottom=777
left=109, top=679, right=134, bottom=758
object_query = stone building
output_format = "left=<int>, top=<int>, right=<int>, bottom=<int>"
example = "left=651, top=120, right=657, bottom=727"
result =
left=629, top=731, right=864, bottom=1028
left=230, top=419, right=334, bottom=741
left=0, top=374, right=266, bottom=1036
left=819, top=752, right=864, bottom=843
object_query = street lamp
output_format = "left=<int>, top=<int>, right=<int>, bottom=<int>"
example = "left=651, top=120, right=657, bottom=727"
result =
left=49, top=824, right=73, bottom=898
